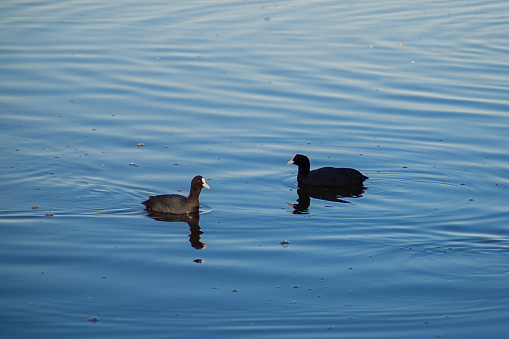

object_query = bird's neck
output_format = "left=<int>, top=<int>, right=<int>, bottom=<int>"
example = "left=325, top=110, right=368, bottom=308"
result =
left=298, top=165, right=310, bottom=176
left=188, top=188, right=201, bottom=201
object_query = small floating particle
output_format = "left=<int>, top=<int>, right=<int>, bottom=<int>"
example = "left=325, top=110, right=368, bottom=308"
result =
left=137, top=143, right=145, bottom=147
left=232, top=289, right=239, bottom=292
left=289, top=300, right=298, bottom=304
left=264, top=17, right=271, bottom=21
left=173, top=163, right=179, bottom=166
left=88, top=316, right=99, bottom=323
left=292, top=285, right=299, bottom=289
left=468, top=198, right=474, bottom=201
left=45, top=213, right=54, bottom=217
left=402, top=166, right=408, bottom=168
left=194, top=259, right=204, bottom=264
left=129, top=163, right=138, bottom=167
left=31, top=205, right=39, bottom=209
left=280, top=240, right=290, bottom=247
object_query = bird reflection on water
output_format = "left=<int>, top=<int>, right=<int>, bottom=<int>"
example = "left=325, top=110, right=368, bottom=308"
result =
left=287, top=184, right=367, bottom=214
left=146, top=211, right=207, bottom=249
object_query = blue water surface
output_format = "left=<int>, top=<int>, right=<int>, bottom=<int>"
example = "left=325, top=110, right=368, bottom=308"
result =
left=1, top=1, right=509, bottom=338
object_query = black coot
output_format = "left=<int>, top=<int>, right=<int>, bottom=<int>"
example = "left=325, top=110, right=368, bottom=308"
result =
left=142, top=175, right=210, bottom=214
left=287, top=154, right=368, bottom=187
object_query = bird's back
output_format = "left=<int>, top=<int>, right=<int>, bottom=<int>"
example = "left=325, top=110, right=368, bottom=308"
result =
left=299, top=167, right=368, bottom=187
left=142, top=194, right=198, bottom=214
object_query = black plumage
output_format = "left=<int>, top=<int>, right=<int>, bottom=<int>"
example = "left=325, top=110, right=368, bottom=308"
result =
left=287, top=154, right=368, bottom=187
left=142, top=175, right=210, bottom=214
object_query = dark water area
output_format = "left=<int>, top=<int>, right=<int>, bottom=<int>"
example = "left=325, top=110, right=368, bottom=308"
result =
left=1, top=1, right=509, bottom=338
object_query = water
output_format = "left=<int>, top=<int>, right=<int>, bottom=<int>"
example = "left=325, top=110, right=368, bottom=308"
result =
left=1, top=1, right=509, bottom=338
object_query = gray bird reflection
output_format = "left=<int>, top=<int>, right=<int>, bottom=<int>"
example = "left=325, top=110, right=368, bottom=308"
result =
left=287, top=184, right=366, bottom=214
left=146, top=211, right=207, bottom=249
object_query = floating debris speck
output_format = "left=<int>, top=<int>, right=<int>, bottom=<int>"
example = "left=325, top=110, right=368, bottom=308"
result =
left=129, top=163, right=138, bottom=167
left=280, top=240, right=290, bottom=248
left=137, top=143, right=145, bottom=147
left=88, top=316, right=99, bottom=323
left=45, top=213, right=54, bottom=217
left=194, top=259, right=204, bottom=263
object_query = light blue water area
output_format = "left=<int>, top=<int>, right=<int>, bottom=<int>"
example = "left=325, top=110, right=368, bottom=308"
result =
left=1, top=0, right=509, bottom=338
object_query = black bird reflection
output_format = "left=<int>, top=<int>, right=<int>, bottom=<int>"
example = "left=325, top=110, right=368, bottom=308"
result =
left=287, top=184, right=366, bottom=214
left=146, top=211, right=207, bottom=249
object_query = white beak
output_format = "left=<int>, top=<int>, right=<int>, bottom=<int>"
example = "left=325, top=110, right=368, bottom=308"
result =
left=202, top=178, right=210, bottom=189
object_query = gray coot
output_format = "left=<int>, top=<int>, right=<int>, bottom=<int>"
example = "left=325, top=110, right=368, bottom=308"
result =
left=142, top=175, right=210, bottom=214
left=287, top=154, right=368, bottom=187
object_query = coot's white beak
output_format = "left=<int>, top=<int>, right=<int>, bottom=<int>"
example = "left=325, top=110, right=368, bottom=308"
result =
left=287, top=154, right=296, bottom=165
left=202, top=178, right=210, bottom=189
